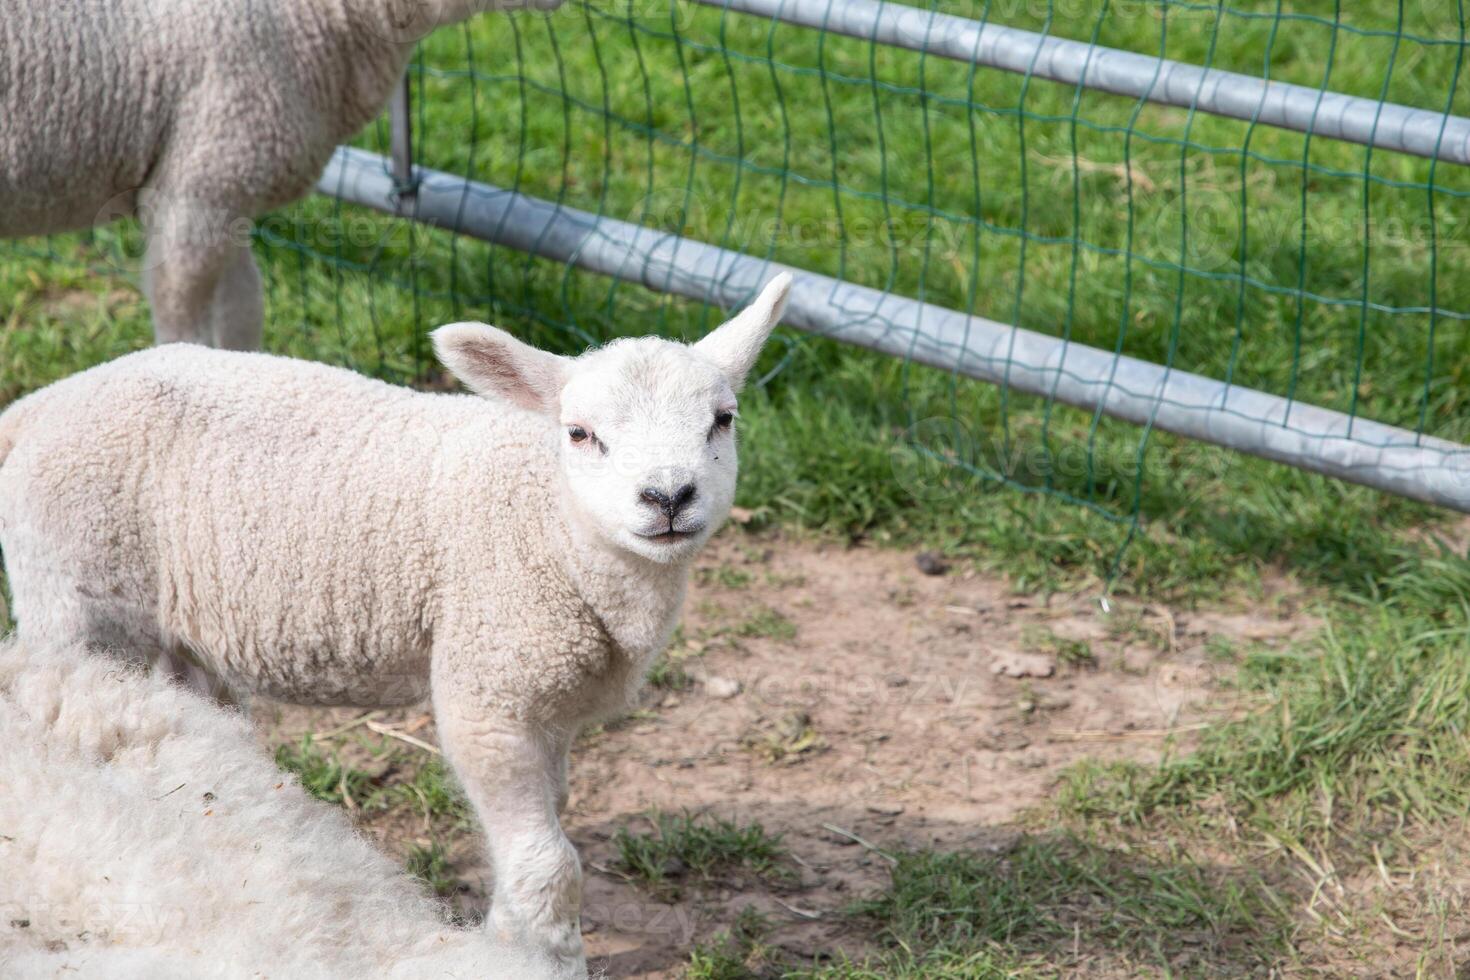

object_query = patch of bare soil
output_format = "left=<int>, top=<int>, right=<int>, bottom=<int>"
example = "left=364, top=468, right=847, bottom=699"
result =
left=256, top=531, right=1315, bottom=978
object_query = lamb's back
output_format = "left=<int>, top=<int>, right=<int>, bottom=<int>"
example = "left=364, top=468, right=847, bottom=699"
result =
left=1, top=345, right=542, bottom=703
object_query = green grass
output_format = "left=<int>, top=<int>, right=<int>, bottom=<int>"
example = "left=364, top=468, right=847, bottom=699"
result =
left=689, top=600, right=798, bottom=646
left=394, top=757, right=476, bottom=829
left=695, top=564, right=755, bottom=590
left=846, top=838, right=1291, bottom=976
left=731, top=605, right=798, bottom=643
left=684, top=836, right=1292, bottom=977
left=273, top=736, right=378, bottom=808
left=1062, top=602, right=1470, bottom=836
left=647, top=652, right=694, bottom=691
left=405, top=841, right=460, bottom=898
left=7, top=1, right=1470, bottom=973
left=1021, top=624, right=1097, bottom=669
left=614, top=811, right=788, bottom=894
left=685, top=940, right=767, bottom=980
left=797, top=950, right=1053, bottom=980
left=685, top=907, right=781, bottom=980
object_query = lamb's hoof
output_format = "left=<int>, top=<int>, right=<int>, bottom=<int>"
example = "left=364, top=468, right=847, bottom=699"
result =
left=388, top=929, right=586, bottom=980
left=491, top=922, right=587, bottom=980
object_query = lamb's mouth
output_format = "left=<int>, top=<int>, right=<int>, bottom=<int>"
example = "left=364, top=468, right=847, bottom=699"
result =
left=640, top=525, right=704, bottom=543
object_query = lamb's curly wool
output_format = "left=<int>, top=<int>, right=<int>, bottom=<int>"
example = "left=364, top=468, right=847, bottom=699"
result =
left=0, top=344, right=655, bottom=719
left=0, top=273, right=793, bottom=980
left=0, top=636, right=554, bottom=979
left=0, top=0, right=558, bottom=349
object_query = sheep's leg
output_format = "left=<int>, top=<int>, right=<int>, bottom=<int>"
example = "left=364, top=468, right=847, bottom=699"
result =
left=434, top=710, right=586, bottom=979
left=140, top=199, right=252, bottom=347
left=208, top=243, right=264, bottom=351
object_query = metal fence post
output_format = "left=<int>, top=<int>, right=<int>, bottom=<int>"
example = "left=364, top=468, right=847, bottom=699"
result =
left=388, top=70, right=417, bottom=206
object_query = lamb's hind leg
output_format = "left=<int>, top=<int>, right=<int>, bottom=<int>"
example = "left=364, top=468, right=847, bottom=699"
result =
left=208, top=242, right=263, bottom=351
left=13, top=576, right=157, bottom=666
left=7, top=556, right=232, bottom=701
left=140, top=193, right=258, bottom=348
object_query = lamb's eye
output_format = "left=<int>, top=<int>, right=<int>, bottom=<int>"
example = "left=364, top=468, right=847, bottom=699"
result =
left=714, top=410, right=735, bottom=429
left=568, top=426, right=589, bottom=444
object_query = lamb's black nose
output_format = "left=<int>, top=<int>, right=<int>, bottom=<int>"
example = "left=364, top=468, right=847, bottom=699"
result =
left=640, top=483, right=697, bottom=518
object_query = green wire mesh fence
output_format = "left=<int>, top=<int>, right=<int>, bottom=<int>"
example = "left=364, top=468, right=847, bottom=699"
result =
left=9, top=0, right=1470, bottom=547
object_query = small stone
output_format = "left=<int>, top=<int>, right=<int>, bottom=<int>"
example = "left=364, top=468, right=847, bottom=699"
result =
left=705, top=675, right=741, bottom=699
left=915, top=550, right=948, bottom=576
left=866, top=801, right=905, bottom=816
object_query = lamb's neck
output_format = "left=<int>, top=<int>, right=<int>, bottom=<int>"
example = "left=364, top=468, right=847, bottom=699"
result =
left=549, top=506, right=692, bottom=660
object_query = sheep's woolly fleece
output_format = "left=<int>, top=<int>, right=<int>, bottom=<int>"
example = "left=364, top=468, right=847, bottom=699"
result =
left=0, top=636, right=552, bottom=979
left=1, top=0, right=560, bottom=347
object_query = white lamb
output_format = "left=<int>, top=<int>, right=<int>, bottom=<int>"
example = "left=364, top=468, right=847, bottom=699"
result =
left=0, top=634, right=561, bottom=978
left=1, top=0, right=559, bottom=349
left=0, top=273, right=793, bottom=979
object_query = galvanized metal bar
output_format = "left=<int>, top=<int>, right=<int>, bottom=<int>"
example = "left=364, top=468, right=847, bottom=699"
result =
left=388, top=71, right=417, bottom=199
left=692, top=0, right=1470, bottom=166
left=317, top=146, right=1470, bottom=512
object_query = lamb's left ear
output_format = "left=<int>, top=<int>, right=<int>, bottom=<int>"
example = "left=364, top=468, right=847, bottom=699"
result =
left=692, top=272, right=793, bottom=391
left=431, top=322, right=568, bottom=415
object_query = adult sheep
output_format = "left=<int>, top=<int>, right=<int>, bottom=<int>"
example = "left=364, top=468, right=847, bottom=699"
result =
left=0, top=635, right=557, bottom=978
left=1, top=0, right=559, bottom=349
left=0, top=272, right=793, bottom=979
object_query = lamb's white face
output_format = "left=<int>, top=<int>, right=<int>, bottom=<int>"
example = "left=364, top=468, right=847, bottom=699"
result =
left=433, top=274, right=792, bottom=564
left=555, top=340, right=740, bottom=561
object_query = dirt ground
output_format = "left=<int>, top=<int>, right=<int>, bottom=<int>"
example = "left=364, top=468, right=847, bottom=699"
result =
left=256, top=530, right=1315, bottom=978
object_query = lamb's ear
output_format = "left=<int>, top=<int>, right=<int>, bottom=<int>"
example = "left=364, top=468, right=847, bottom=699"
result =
left=693, top=273, right=793, bottom=391
left=431, top=322, right=567, bottom=415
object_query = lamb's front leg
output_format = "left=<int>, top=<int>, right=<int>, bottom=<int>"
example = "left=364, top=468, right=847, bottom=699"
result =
left=433, top=680, right=585, bottom=979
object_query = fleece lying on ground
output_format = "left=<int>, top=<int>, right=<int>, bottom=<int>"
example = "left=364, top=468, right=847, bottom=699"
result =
left=1, top=0, right=558, bottom=349
left=0, top=635, right=557, bottom=979
left=0, top=274, right=793, bottom=979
